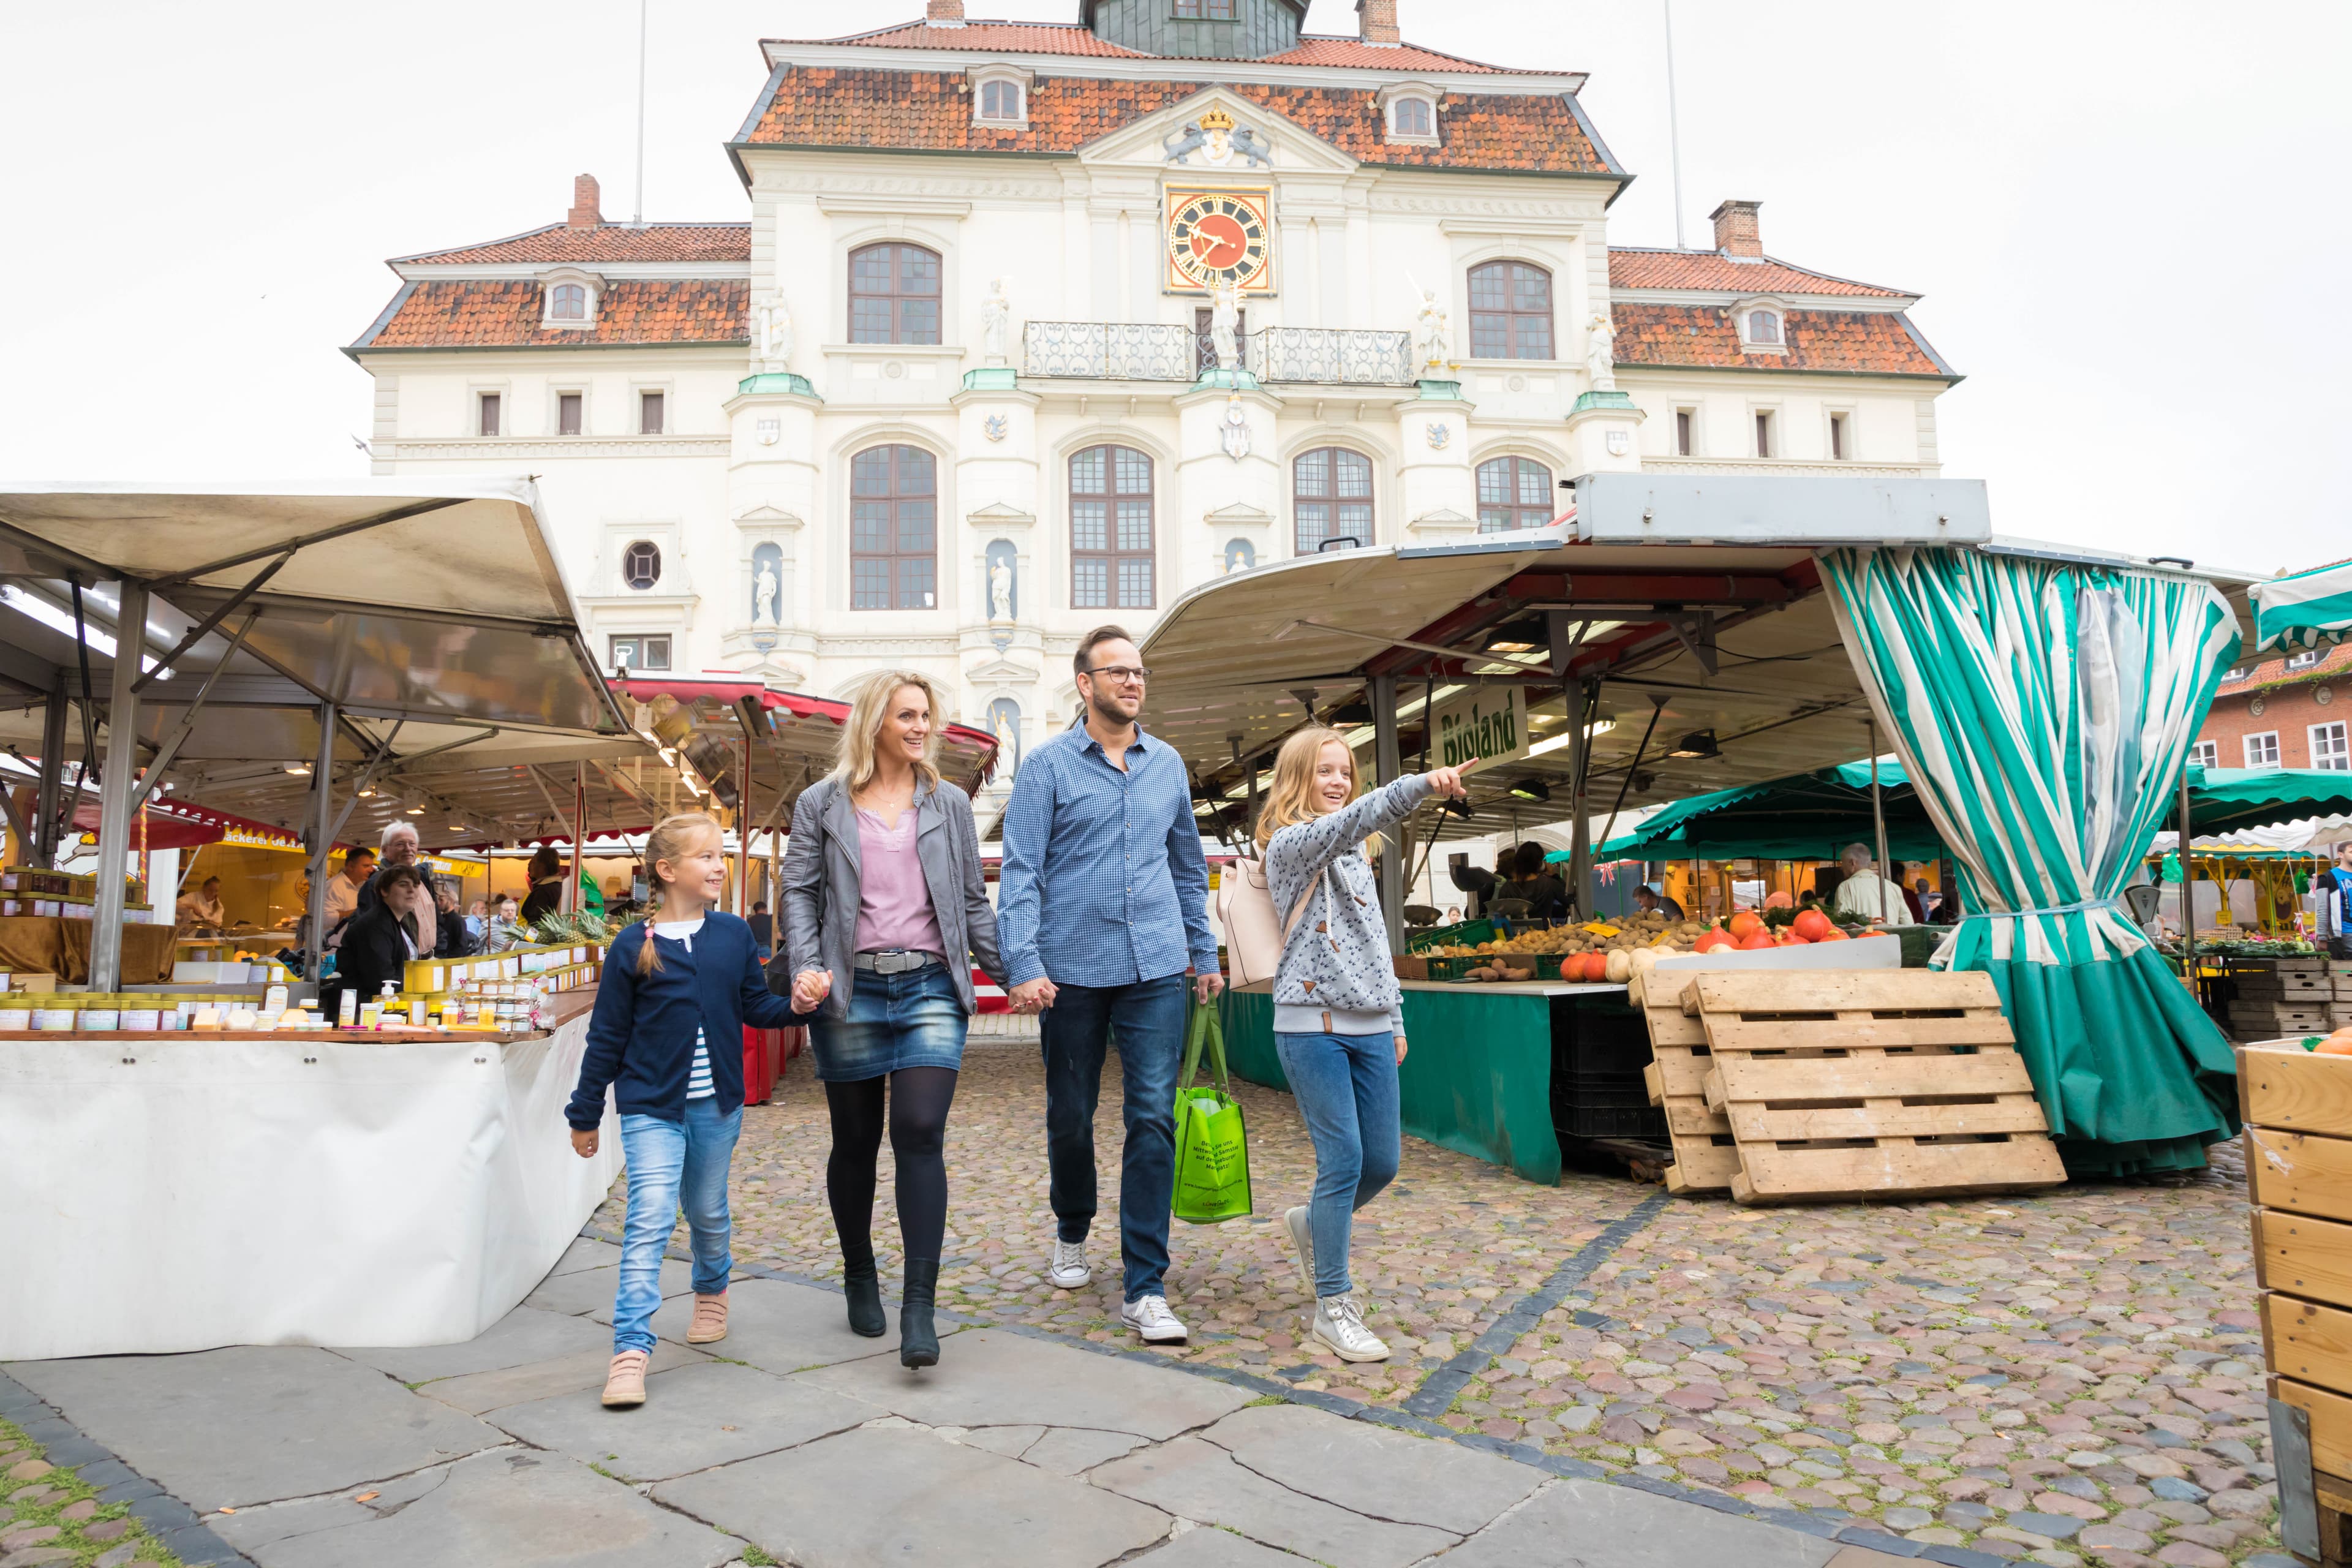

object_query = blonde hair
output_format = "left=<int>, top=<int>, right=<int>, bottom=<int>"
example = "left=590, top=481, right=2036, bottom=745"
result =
left=1254, top=727, right=1382, bottom=855
left=832, top=669, right=944, bottom=796
left=635, top=811, right=724, bottom=976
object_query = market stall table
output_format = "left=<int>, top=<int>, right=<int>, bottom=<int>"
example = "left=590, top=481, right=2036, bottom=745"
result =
left=0, top=915, right=176, bottom=984
left=0, top=990, right=619, bottom=1361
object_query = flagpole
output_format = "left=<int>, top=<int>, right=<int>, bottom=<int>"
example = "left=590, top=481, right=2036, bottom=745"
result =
left=633, top=0, right=647, bottom=227
left=1663, top=0, right=1687, bottom=250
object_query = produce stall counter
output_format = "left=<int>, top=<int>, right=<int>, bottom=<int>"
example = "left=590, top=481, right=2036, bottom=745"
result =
left=0, top=990, right=620, bottom=1361
left=1219, top=979, right=1629, bottom=1186
left=0, top=915, right=178, bottom=984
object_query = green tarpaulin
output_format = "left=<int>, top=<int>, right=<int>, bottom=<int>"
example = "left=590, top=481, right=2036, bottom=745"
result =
left=1570, top=761, right=1950, bottom=865
left=2179, top=765, right=2352, bottom=835
left=1819, top=546, right=2243, bottom=1178
left=2250, top=560, right=2352, bottom=653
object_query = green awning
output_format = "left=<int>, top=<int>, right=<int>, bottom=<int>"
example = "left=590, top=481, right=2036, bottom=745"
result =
left=2250, top=560, right=2352, bottom=653
left=1567, top=761, right=1945, bottom=865
left=2182, top=764, right=2352, bottom=834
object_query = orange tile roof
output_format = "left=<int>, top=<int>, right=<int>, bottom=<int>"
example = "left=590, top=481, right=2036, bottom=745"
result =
left=1611, top=303, right=1951, bottom=378
left=776, top=21, right=1150, bottom=56
left=741, top=68, right=1610, bottom=175
left=2218, top=641, right=2352, bottom=692
left=1609, top=247, right=1908, bottom=298
left=398, top=224, right=751, bottom=266
left=1260, top=37, right=1521, bottom=72
left=353, top=279, right=748, bottom=350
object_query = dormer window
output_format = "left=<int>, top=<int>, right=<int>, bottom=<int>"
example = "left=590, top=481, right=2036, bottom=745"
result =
left=1732, top=298, right=1789, bottom=353
left=968, top=63, right=1033, bottom=129
left=539, top=266, right=603, bottom=330
left=1747, top=309, right=1781, bottom=344
left=1376, top=80, right=1442, bottom=146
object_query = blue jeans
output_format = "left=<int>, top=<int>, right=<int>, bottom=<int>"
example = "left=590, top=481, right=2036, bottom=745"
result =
left=1041, top=973, right=1189, bottom=1302
left=1273, top=1029, right=1401, bottom=1298
left=613, top=1096, right=741, bottom=1354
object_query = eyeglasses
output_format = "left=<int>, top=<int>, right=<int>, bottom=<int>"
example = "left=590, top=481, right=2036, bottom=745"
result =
left=1084, top=664, right=1152, bottom=685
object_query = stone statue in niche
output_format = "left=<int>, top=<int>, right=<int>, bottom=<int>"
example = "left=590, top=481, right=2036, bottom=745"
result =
left=750, top=541, right=784, bottom=628
left=1209, top=282, right=1240, bottom=371
left=988, top=558, right=1014, bottom=622
left=754, top=296, right=794, bottom=371
left=1221, top=539, right=1255, bottom=576
left=981, top=279, right=1012, bottom=365
left=1585, top=311, right=1617, bottom=391
left=986, top=697, right=1021, bottom=777
left=1415, top=291, right=1449, bottom=372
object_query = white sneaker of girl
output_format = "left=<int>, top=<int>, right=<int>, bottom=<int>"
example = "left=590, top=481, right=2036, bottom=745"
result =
left=1312, top=1294, right=1389, bottom=1362
left=1282, top=1205, right=1315, bottom=1294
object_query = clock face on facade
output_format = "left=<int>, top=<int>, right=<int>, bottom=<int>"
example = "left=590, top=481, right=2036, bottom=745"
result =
left=1166, top=190, right=1273, bottom=293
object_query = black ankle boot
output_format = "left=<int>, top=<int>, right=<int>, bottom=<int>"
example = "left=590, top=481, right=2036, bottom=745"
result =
left=842, top=1258, right=887, bottom=1338
left=900, top=1259, right=941, bottom=1368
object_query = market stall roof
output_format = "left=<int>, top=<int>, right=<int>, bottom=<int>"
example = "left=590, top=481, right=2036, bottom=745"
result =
left=2149, top=815, right=2352, bottom=858
left=1570, top=760, right=1949, bottom=865
left=2179, top=765, right=2352, bottom=837
left=2249, top=559, right=2352, bottom=653
left=1137, top=476, right=2265, bottom=845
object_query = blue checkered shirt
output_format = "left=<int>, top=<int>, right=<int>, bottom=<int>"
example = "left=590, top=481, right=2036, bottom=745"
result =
left=997, top=719, right=1216, bottom=989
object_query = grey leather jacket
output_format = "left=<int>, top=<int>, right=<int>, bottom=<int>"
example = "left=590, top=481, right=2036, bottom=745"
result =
left=779, top=774, right=1006, bottom=1020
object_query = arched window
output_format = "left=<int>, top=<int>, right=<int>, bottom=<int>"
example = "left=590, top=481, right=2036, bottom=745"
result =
left=978, top=79, right=1022, bottom=121
left=1069, top=445, right=1155, bottom=609
left=548, top=283, right=587, bottom=320
left=1476, top=456, right=1554, bottom=533
left=1746, top=308, right=1782, bottom=345
left=1390, top=97, right=1433, bottom=137
left=848, top=243, right=942, bottom=345
left=850, top=445, right=938, bottom=610
left=1468, top=261, right=1553, bottom=360
left=621, top=541, right=660, bottom=590
left=1293, top=448, right=1373, bottom=554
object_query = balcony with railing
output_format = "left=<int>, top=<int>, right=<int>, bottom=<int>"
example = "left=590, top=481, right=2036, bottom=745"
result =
left=1020, top=322, right=1417, bottom=386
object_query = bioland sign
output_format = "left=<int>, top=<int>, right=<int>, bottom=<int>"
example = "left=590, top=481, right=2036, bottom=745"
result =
left=1433, top=685, right=1528, bottom=770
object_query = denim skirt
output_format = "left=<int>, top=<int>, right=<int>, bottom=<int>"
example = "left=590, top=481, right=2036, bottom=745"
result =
left=808, top=960, right=968, bottom=1082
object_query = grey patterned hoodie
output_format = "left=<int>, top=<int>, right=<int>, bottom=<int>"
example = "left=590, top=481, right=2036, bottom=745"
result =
left=1264, top=774, right=1435, bottom=1037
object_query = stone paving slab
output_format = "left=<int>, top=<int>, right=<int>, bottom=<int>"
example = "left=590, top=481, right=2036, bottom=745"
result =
left=1437, top=1475, right=1842, bottom=1568
left=622, top=1276, right=900, bottom=1374
left=530, top=1257, right=692, bottom=1318
left=4, top=1346, right=500, bottom=1508
left=403, top=1338, right=709, bottom=1417
left=484, top=1359, right=881, bottom=1482
left=1022, top=1425, right=1149, bottom=1475
left=205, top=1447, right=737, bottom=1568
left=801, top=1327, right=1252, bottom=1438
left=954, top=1422, right=1045, bottom=1458
left=654, top=1422, right=1172, bottom=1568
left=333, top=1305, right=612, bottom=1384
left=1196, top=1401, right=1545, bottom=1535
left=1091, top=1434, right=1457, bottom=1568
left=549, top=1236, right=622, bottom=1276
left=1131, top=1526, right=1319, bottom=1566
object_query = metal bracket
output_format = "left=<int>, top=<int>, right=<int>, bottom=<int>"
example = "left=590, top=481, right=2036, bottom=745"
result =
left=131, top=549, right=293, bottom=695
left=2274, top=1396, right=2319, bottom=1561
left=1662, top=609, right=1718, bottom=676
left=129, top=609, right=263, bottom=816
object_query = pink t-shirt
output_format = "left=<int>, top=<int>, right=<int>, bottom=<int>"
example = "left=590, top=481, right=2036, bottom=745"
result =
left=852, top=807, right=944, bottom=957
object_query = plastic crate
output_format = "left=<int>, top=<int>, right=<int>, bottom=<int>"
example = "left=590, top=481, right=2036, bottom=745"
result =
left=1409, top=918, right=1495, bottom=953
left=1560, top=1101, right=1672, bottom=1141
left=1561, top=1000, right=1653, bottom=1078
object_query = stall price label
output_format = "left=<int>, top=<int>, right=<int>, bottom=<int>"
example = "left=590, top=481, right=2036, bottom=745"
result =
left=1433, top=685, right=1529, bottom=770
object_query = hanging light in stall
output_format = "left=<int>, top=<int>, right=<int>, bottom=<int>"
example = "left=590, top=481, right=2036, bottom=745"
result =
left=1507, top=778, right=1552, bottom=803
left=1665, top=730, right=1721, bottom=760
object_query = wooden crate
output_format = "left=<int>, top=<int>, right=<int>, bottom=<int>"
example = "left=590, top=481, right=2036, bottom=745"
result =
left=1686, top=968, right=2065, bottom=1205
left=1637, top=969, right=1740, bottom=1194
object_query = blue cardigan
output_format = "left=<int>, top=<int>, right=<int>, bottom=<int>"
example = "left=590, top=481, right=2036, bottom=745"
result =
left=566, top=912, right=799, bottom=1128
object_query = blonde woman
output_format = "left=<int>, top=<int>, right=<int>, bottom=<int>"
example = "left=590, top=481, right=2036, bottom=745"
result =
left=780, top=669, right=1007, bottom=1369
left=1259, top=729, right=1468, bottom=1362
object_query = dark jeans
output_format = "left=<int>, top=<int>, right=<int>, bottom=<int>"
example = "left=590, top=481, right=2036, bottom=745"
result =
left=1041, top=973, right=1189, bottom=1302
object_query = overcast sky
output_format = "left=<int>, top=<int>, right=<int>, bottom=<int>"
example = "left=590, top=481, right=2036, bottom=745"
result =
left=3, top=1, right=2342, bottom=574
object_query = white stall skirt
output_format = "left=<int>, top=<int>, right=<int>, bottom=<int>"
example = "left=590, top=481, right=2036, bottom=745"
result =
left=0, top=1016, right=620, bottom=1361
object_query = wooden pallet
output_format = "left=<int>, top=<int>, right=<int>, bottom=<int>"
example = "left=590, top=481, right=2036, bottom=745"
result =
left=1686, top=968, right=2067, bottom=1205
left=1636, top=970, right=1740, bottom=1194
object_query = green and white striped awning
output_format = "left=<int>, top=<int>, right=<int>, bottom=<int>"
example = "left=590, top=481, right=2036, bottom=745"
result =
left=2250, top=560, right=2352, bottom=652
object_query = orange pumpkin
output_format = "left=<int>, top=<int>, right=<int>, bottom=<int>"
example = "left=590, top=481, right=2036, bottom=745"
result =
left=1694, top=929, right=1736, bottom=954
left=1736, top=929, right=1776, bottom=950
left=2319, top=1028, right=2352, bottom=1057
left=1728, top=911, right=1764, bottom=940
left=1779, top=929, right=1812, bottom=944
left=1792, top=909, right=1834, bottom=943
left=1815, top=925, right=1850, bottom=941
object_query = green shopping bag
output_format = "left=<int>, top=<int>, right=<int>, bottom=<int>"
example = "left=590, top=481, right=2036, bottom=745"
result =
left=1170, top=1000, right=1252, bottom=1224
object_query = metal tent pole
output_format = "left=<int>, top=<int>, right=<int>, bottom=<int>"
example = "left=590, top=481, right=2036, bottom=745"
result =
left=2177, top=764, right=2198, bottom=982
left=1566, top=680, right=1597, bottom=919
left=570, top=763, right=587, bottom=916
left=34, top=671, right=68, bottom=867
left=1372, top=672, right=1404, bottom=950
left=88, top=582, right=149, bottom=992
left=304, top=703, right=337, bottom=981
left=736, top=739, right=753, bottom=918
left=1868, top=716, right=1891, bottom=922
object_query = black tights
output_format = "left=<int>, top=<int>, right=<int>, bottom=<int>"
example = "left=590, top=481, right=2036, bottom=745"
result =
left=824, top=1067, right=958, bottom=1267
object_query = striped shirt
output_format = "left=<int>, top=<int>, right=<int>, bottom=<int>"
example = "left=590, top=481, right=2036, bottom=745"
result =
left=654, top=916, right=716, bottom=1101
left=997, top=718, right=1217, bottom=989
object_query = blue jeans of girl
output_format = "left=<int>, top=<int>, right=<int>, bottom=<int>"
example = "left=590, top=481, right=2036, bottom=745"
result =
left=612, top=1096, right=741, bottom=1354
left=1272, top=1028, right=1400, bottom=1298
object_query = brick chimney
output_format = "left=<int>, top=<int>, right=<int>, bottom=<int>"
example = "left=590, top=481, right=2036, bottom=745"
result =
left=925, top=0, right=965, bottom=21
left=1709, top=199, right=1762, bottom=257
left=567, top=174, right=603, bottom=228
left=1357, top=0, right=1401, bottom=44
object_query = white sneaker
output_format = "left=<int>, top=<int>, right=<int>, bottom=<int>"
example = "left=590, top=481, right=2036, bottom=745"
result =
left=1121, top=1294, right=1189, bottom=1343
left=1312, top=1295, right=1389, bottom=1363
left=1046, top=1238, right=1092, bottom=1290
left=1282, top=1205, right=1316, bottom=1294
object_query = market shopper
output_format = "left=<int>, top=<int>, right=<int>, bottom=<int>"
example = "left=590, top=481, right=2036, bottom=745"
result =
left=2321, top=842, right=2352, bottom=959
left=325, top=848, right=373, bottom=930
left=484, top=895, right=528, bottom=953
left=519, top=846, right=567, bottom=929
left=333, top=863, right=430, bottom=1012
left=1259, top=728, right=1468, bottom=1362
left=998, top=626, right=1223, bottom=1346
left=566, top=812, right=799, bottom=1410
left=1830, top=843, right=1917, bottom=926
left=351, top=821, right=444, bottom=954
left=779, top=669, right=1008, bottom=1369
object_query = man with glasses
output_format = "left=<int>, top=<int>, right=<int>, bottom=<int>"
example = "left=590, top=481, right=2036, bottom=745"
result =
left=998, top=625, right=1224, bottom=1344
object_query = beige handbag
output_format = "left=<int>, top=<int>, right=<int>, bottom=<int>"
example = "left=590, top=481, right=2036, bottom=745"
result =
left=1217, top=854, right=1325, bottom=989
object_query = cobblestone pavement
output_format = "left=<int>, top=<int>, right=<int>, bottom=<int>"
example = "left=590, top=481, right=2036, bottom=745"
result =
left=594, top=1039, right=2290, bottom=1567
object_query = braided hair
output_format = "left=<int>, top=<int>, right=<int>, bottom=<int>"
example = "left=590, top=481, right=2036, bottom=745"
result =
left=633, top=812, right=724, bottom=976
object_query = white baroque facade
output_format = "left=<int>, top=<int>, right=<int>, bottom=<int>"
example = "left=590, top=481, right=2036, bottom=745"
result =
left=348, top=0, right=1956, bottom=801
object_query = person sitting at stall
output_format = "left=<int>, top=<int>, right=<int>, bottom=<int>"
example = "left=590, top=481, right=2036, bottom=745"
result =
left=175, top=876, right=227, bottom=931
left=1830, top=843, right=1917, bottom=926
left=464, top=898, right=488, bottom=946
left=1632, top=881, right=1686, bottom=921
left=520, top=846, right=567, bottom=929
left=485, top=894, right=528, bottom=953
left=332, top=863, right=431, bottom=1016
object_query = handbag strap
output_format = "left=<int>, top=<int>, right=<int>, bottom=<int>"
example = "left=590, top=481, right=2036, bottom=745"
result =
left=1178, top=996, right=1231, bottom=1095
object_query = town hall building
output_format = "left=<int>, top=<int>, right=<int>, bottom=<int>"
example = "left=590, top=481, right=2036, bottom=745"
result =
left=347, top=0, right=1959, bottom=787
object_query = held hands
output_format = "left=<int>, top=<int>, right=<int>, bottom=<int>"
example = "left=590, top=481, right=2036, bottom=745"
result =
left=791, top=967, right=834, bottom=1012
left=1008, top=978, right=1058, bottom=1014
left=1423, top=765, right=1471, bottom=801
left=570, top=1126, right=600, bottom=1159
